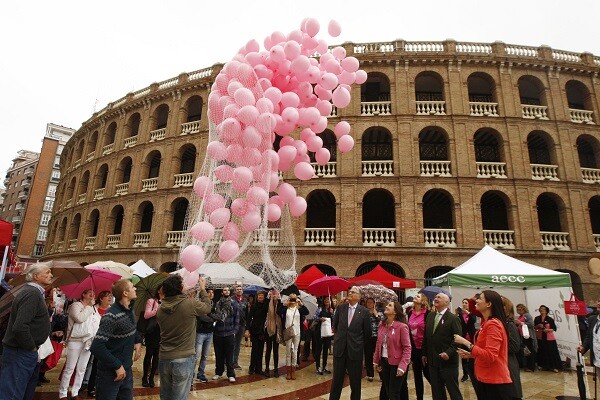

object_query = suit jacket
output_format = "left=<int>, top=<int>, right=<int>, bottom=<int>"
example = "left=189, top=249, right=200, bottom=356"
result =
left=582, top=314, right=600, bottom=364
left=422, top=308, right=461, bottom=368
left=373, top=321, right=412, bottom=372
left=332, top=302, right=371, bottom=360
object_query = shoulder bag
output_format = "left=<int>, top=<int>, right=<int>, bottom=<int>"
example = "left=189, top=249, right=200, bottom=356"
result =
left=283, top=309, right=297, bottom=341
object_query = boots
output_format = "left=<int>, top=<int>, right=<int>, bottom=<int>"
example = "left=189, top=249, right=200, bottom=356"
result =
left=273, top=367, right=279, bottom=377
left=291, top=366, right=296, bottom=380
left=263, top=368, right=270, bottom=378
left=142, top=376, right=150, bottom=387
left=286, top=366, right=292, bottom=380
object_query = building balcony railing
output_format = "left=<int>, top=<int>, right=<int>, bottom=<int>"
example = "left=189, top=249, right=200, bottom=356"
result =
left=530, top=164, right=559, bottom=181
left=416, top=101, right=446, bottom=115
left=424, top=228, right=457, bottom=247
left=593, top=234, right=600, bottom=252
left=521, top=104, right=549, bottom=120
left=74, top=158, right=81, bottom=169
left=102, top=143, right=114, bottom=155
left=106, top=234, right=121, bottom=248
left=77, top=193, right=86, bottom=204
left=569, top=109, right=595, bottom=124
left=25, top=167, right=34, bottom=176
left=123, top=135, right=138, bottom=148
left=141, top=178, right=158, bottom=191
left=66, top=198, right=73, bottom=208
left=181, top=121, right=201, bottom=135
left=304, top=228, right=336, bottom=246
left=15, top=203, right=23, bottom=210
left=93, top=188, right=105, bottom=201
left=11, top=214, right=21, bottom=223
left=362, top=160, right=393, bottom=176
left=115, top=182, right=129, bottom=196
left=174, top=173, right=194, bottom=187
left=328, top=106, right=338, bottom=118
left=540, top=231, right=570, bottom=250
left=476, top=162, right=507, bottom=178
left=469, top=102, right=499, bottom=116
left=311, top=162, right=337, bottom=177
left=166, top=231, right=185, bottom=247
left=360, top=101, right=392, bottom=116
left=86, top=151, right=95, bottom=162
left=252, top=229, right=280, bottom=245
left=57, top=241, right=64, bottom=252
left=420, top=160, right=451, bottom=177
left=581, top=167, right=600, bottom=183
left=483, top=230, right=515, bottom=249
left=84, top=236, right=96, bottom=250
left=362, top=228, right=396, bottom=246
left=22, top=180, right=30, bottom=188
left=150, top=128, right=166, bottom=142
left=68, top=239, right=77, bottom=251
left=133, top=232, right=150, bottom=247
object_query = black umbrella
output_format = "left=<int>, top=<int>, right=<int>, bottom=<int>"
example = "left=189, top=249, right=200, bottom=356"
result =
left=418, top=286, right=452, bottom=301
left=280, top=284, right=300, bottom=296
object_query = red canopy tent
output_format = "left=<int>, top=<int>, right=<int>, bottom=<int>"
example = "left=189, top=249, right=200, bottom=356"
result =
left=295, top=265, right=326, bottom=290
left=349, top=265, right=416, bottom=289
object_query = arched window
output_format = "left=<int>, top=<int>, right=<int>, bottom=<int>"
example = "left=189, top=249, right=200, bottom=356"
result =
left=306, top=190, right=336, bottom=228
left=424, top=266, right=452, bottom=287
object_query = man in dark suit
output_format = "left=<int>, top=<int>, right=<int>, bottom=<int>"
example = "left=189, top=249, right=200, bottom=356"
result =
left=422, top=293, right=463, bottom=400
left=329, top=286, right=371, bottom=400
left=578, top=298, right=600, bottom=369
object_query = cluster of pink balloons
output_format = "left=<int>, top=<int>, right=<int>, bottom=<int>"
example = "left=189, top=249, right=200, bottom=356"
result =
left=181, top=18, right=365, bottom=268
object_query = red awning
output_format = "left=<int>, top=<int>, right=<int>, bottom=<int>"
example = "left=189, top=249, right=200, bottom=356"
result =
left=295, top=265, right=326, bottom=290
left=349, top=265, right=416, bottom=289
left=0, top=220, right=13, bottom=247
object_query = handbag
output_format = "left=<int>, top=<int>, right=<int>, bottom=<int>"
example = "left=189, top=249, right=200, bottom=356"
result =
left=521, top=322, right=530, bottom=339
left=70, top=306, right=100, bottom=339
left=38, top=336, right=55, bottom=360
left=309, top=320, right=319, bottom=332
left=320, top=317, right=333, bottom=337
left=41, top=339, right=64, bottom=372
left=564, top=293, right=587, bottom=316
left=283, top=309, right=297, bottom=341
left=137, top=312, right=158, bottom=334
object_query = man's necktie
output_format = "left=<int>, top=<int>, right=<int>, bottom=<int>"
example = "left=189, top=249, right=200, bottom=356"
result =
left=348, top=306, right=355, bottom=326
left=433, top=312, right=442, bottom=331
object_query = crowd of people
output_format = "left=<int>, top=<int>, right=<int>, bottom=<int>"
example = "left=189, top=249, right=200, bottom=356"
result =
left=0, top=264, right=594, bottom=400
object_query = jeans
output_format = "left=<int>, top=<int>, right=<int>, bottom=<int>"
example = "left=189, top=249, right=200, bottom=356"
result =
left=233, top=323, right=245, bottom=365
left=159, top=355, right=196, bottom=400
left=213, top=334, right=235, bottom=377
left=95, top=367, right=133, bottom=400
left=0, top=346, right=41, bottom=400
left=195, top=332, right=213, bottom=379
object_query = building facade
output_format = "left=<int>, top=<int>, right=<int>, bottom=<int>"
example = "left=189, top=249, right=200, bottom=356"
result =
left=43, top=40, right=600, bottom=301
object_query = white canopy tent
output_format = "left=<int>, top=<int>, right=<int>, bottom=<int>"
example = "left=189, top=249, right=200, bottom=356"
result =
left=198, top=263, right=268, bottom=288
left=433, top=245, right=581, bottom=365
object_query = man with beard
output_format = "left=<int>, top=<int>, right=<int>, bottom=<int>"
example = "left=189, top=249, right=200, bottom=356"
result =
left=212, top=287, right=239, bottom=383
left=245, top=290, right=268, bottom=374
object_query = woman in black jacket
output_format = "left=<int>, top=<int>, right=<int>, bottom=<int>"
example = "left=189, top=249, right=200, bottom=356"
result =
left=456, top=298, right=476, bottom=382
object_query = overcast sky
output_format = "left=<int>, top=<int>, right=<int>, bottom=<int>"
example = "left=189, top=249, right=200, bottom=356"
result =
left=1, top=0, right=598, bottom=183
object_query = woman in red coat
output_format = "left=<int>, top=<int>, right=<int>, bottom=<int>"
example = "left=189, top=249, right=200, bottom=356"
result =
left=454, top=290, right=512, bottom=400
left=373, top=301, right=412, bottom=400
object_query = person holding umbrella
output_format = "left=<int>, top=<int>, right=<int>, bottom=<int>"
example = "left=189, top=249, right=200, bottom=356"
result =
left=314, top=296, right=335, bottom=375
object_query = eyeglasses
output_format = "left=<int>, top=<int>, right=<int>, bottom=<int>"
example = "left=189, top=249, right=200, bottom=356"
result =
left=348, top=290, right=359, bottom=295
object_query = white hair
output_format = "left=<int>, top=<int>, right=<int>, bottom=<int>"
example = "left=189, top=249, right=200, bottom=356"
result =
left=25, top=262, right=51, bottom=282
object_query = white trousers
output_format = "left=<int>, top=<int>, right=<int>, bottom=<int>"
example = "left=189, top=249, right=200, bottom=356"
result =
left=59, top=340, right=92, bottom=398
left=285, top=335, right=301, bottom=366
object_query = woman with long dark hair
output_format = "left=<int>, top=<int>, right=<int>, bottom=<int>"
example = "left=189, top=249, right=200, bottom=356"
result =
left=534, top=305, right=562, bottom=372
left=454, top=290, right=512, bottom=400
left=313, top=296, right=335, bottom=374
left=456, top=298, right=476, bottom=382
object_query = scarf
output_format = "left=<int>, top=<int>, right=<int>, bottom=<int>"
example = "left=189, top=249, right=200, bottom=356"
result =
left=214, top=296, right=234, bottom=322
left=266, top=299, right=280, bottom=337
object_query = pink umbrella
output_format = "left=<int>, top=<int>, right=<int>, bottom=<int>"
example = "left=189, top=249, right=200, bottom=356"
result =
left=60, top=268, right=121, bottom=299
left=306, top=275, right=350, bottom=297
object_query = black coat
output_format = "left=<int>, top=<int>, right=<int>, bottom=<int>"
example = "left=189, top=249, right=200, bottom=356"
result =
left=581, top=314, right=600, bottom=364
left=246, top=300, right=268, bottom=335
left=422, top=309, right=462, bottom=368
left=331, top=303, right=371, bottom=361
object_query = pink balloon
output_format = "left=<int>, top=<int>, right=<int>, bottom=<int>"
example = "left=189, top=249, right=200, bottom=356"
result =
left=237, top=105, right=259, bottom=125
left=316, top=99, right=333, bottom=116
left=219, top=240, right=239, bottom=262
left=290, top=55, right=310, bottom=75
left=233, top=87, right=255, bottom=107
left=332, top=86, right=351, bottom=108
left=305, top=65, right=321, bottom=84
left=256, top=112, right=277, bottom=133
left=314, top=85, right=332, bottom=101
left=267, top=203, right=282, bottom=222
left=256, top=98, right=274, bottom=114
left=190, top=221, right=215, bottom=242
left=328, top=20, right=341, bottom=37
left=232, top=167, right=252, bottom=193
left=247, top=186, right=269, bottom=205
left=278, top=145, right=297, bottom=165
left=210, top=207, right=231, bottom=228
left=338, top=134, right=354, bottom=153
left=341, top=56, right=359, bottom=72
left=277, top=182, right=297, bottom=204
left=260, top=171, right=280, bottom=191
left=241, top=210, right=261, bottom=232
left=280, top=92, right=300, bottom=108
left=300, top=127, right=316, bottom=142
left=245, top=39, right=260, bottom=53
left=271, top=31, right=287, bottom=46
left=203, top=193, right=225, bottom=213
left=334, top=121, right=351, bottom=138
left=193, top=176, right=213, bottom=198
left=269, top=195, right=285, bottom=208
left=225, top=144, right=243, bottom=164
left=270, top=44, right=286, bottom=62
left=315, top=148, right=331, bottom=165
left=311, top=116, right=328, bottom=133
left=287, top=30, right=303, bottom=44
left=183, top=270, right=200, bottom=290
left=223, top=221, right=240, bottom=242
left=332, top=46, right=346, bottom=60
left=219, top=118, right=242, bottom=143
left=262, top=149, right=280, bottom=170
left=227, top=81, right=243, bottom=97
left=355, top=70, right=368, bottom=84
left=303, top=18, right=320, bottom=37
left=222, top=103, right=241, bottom=120
left=242, top=126, right=261, bottom=148
left=338, top=70, right=356, bottom=85
left=281, top=107, right=299, bottom=124
left=306, top=135, right=323, bottom=152
left=315, top=39, right=328, bottom=55
left=289, top=196, right=308, bottom=217
left=320, top=73, right=339, bottom=91
left=294, top=162, right=315, bottom=181
left=207, top=141, right=227, bottom=161
left=180, top=245, right=205, bottom=272
left=325, top=59, right=342, bottom=74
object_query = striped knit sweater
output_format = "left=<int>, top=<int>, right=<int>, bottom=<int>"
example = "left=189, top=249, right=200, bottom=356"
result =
left=90, top=301, right=142, bottom=371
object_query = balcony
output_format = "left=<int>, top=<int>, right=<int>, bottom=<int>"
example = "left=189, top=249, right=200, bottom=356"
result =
left=150, top=128, right=166, bottom=141
left=102, top=143, right=114, bottom=155
left=22, top=180, right=31, bottom=188
left=416, top=101, right=446, bottom=115
left=115, top=183, right=129, bottom=196
left=166, top=231, right=185, bottom=247
left=362, top=161, right=393, bottom=176
left=141, top=178, right=158, bottom=191
left=311, top=162, right=337, bottom=177
left=593, top=234, right=600, bottom=252
left=469, top=102, right=499, bottom=117
left=68, top=239, right=77, bottom=251
left=476, top=162, right=507, bottom=178
left=304, top=228, right=336, bottom=246
left=77, top=193, right=86, bottom=204
left=57, top=241, right=64, bottom=252
left=420, top=161, right=451, bottom=177
left=360, top=101, right=392, bottom=116
left=93, top=188, right=105, bottom=201
left=106, top=234, right=121, bottom=249
left=521, top=104, right=548, bottom=120
left=530, top=164, right=559, bottom=181
left=362, top=228, right=396, bottom=247
left=84, top=236, right=96, bottom=250
left=11, top=214, right=22, bottom=223
left=328, top=106, right=338, bottom=118
left=181, top=121, right=201, bottom=135
left=66, top=198, right=73, bottom=208
left=424, top=228, right=457, bottom=247
left=252, top=229, right=280, bottom=245
left=174, top=173, right=194, bottom=187
left=18, top=192, right=28, bottom=200
left=74, top=158, right=81, bottom=168
left=483, top=230, right=515, bottom=249
left=540, top=231, right=570, bottom=250
left=569, top=109, right=594, bottom=124
left=24, top=168, right=34, bottom=176
left=86, top=151, right=95, bottom=162
left=581, top=167, right=600, bottom=183
left=133, top=232, right=150, bottom=247
left=123, top=135, right=138, bottom=148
